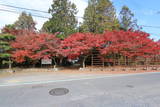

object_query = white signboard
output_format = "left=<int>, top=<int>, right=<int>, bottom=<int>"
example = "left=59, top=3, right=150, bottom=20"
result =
left=41, top=59, right=52, bottom=65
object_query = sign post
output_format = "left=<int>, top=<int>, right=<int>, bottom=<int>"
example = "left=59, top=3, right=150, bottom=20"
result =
left=41, top=59, right=52, bottom=66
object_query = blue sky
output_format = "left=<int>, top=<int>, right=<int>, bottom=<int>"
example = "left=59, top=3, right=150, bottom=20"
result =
left=113, top=0, right=160, bottom=41
left=0, top=0, right=159, bottom=41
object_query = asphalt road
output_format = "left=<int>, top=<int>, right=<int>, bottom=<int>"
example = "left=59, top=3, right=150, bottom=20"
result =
left=1, top=72, right=160, bottom=107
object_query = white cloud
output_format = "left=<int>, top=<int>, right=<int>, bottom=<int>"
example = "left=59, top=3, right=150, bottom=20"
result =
left=0, top=5, right=19, bottom=29
left=0, top=0, right=88, bottom=30
left=70, top=0, right=88, bottom=23
left=34, top=17, right=49, bottom=30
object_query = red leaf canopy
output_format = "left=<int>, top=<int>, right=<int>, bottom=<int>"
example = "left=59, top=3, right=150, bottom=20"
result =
left=11, top=32, right=60, bottom=63
left=100, top=30, right=160, bottom=58
left=61, top=33, right=104, bottom=59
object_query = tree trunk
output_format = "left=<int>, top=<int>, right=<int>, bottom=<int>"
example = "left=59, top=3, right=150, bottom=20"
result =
left=32, top=61, right=36, bottom=68
left=125, top=56, right=127, bottom=66
left=146, top=58, right=149, bottom=71
left=118, top=55, right=120, bottom=66
left=135, top=60, right=137, bottom=71
left=113, top=53, right=116, bottom=66
left=9, top=57, right=12, bottom=69
left=59, top=57, right=63, bottom=66
left=53, top=57, right=57, bottom=68
left=82, top=56, right=87, bottom=68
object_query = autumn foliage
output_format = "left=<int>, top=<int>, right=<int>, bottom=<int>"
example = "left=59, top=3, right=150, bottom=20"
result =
left=100, top=30, right=160, bottom=58
left=61, top=33, right=104, bottom=59
left=11, top=31, right=60, bottom=63
left=10, top=29, right=160, bottom=66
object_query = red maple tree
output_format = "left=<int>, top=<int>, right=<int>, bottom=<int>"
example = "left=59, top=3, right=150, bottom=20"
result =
left=10, top=29, right=160, bottom=67
left=11, top=32, right=61, bottom=65
left=61, top=32, right=104, bottom=68
left=100, top=30, right=160, bottom=65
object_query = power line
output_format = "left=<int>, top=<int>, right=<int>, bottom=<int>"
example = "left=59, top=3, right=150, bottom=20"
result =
left=0, top=3, right=85, bottom=18
left=0, top=8, right=160, bottom=38
left=0, top=8, right=50, bottom=19
left=1, top=4, right=160, bottom=29
left=0, top=3, right=48, bottom=14
left=0, top=7, right=82, bottom=19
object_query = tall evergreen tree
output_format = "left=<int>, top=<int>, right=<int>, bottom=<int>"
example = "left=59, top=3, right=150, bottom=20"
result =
left=0, top=33, right=15, bottom=68
left=14, top=12, right=36, bottom=31
left=42, top=0, right=78, bottom=38
left=80, top=0, right=119, bottom=33
left=119, top=5, right=140, bottom=31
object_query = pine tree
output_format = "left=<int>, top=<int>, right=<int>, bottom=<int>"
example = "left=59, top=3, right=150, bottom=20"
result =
left=81, top=0, right=119, bottom=33
left=80, top=0, right=97, bottom=33
left=42, top=0, right=78, bottom=38
left=119, top=5, right=140, bottom=31
left=14, top=12, right=36, bottom=31
left=0, top=33, right=15, bottom=69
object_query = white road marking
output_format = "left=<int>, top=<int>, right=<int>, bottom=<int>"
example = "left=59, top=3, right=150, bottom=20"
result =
left=0, top=72, right=160, bottom=87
